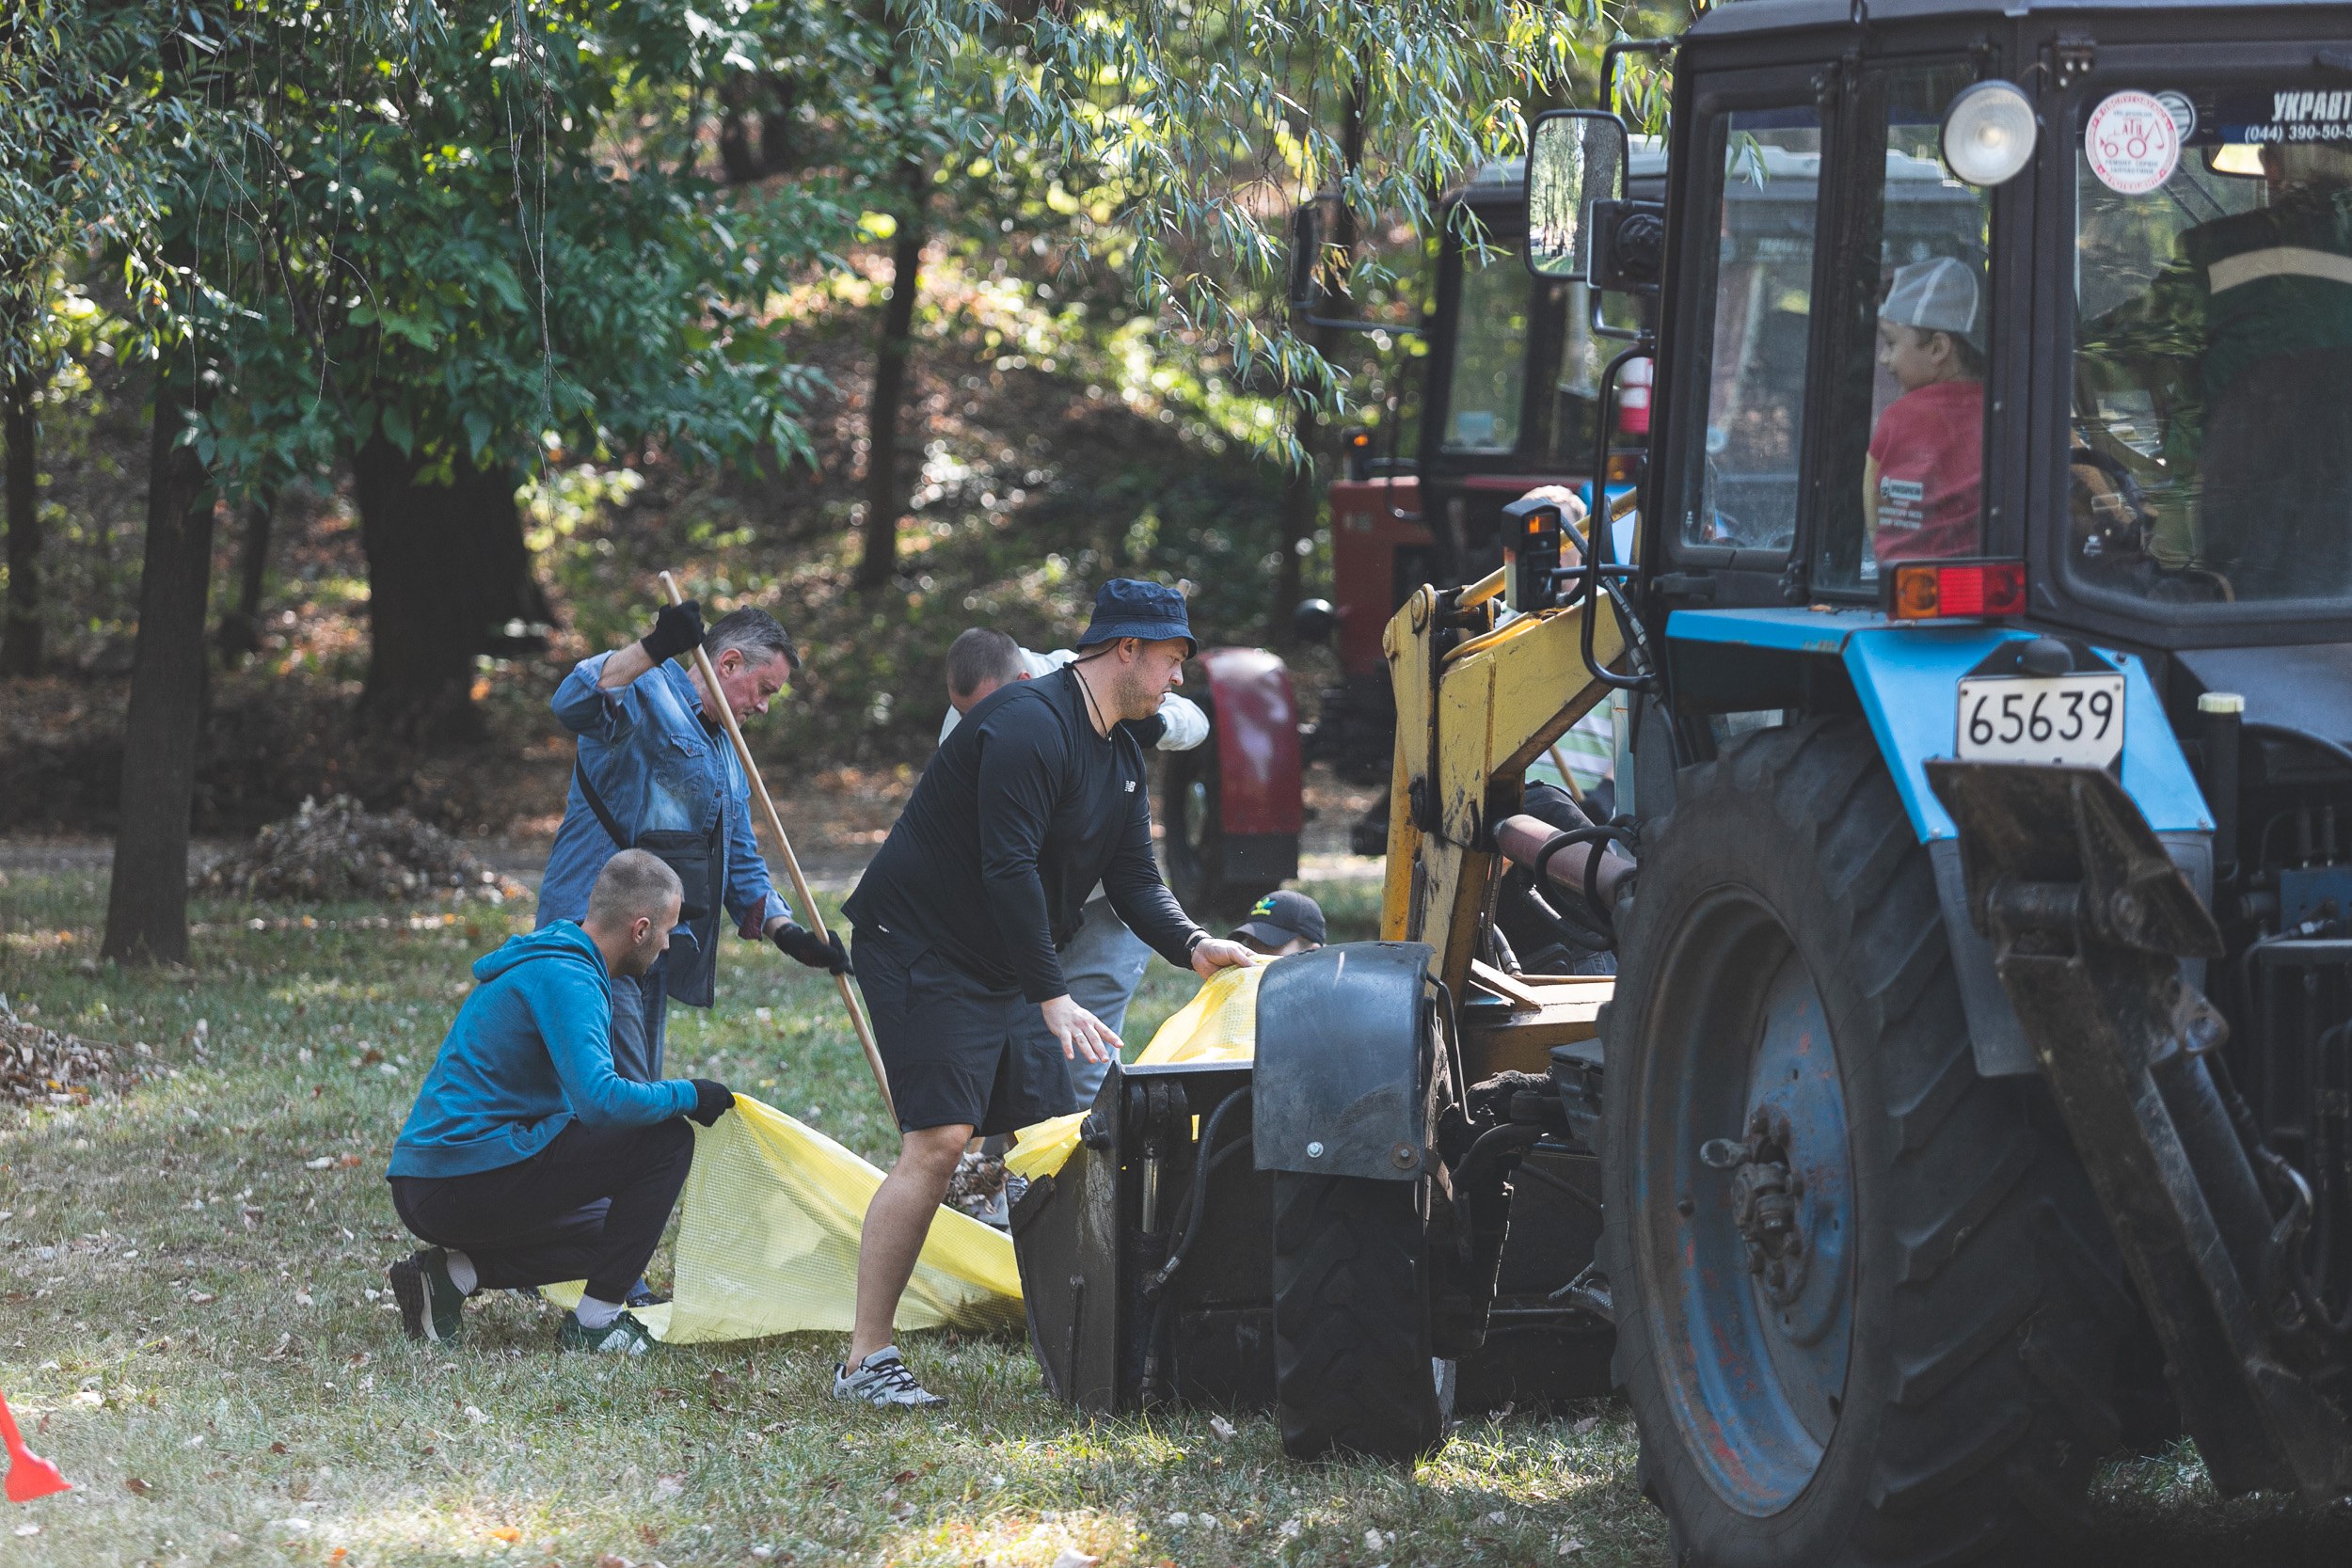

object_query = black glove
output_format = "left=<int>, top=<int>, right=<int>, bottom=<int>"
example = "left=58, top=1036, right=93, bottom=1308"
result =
left=642, top=600, right=706, bottom=665
left=771, top=921, right=851, bottom=975
left=686, top=1079, right=735, bottom=1127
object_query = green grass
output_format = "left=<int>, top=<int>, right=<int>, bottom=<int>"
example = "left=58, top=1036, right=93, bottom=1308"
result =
left=5, top=870, right=2350, bottom=1567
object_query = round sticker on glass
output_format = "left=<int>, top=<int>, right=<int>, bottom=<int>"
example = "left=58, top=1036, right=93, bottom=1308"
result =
left=2087, top=90, right=2183, bottom=194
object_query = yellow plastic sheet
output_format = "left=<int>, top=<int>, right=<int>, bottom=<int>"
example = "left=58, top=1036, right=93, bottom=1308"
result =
left=546, top=962, right=1264, bottom=1343
left=1004, top=962, right=1263, bottom=1182
left=547, top=1096, right=1024, bottom=1342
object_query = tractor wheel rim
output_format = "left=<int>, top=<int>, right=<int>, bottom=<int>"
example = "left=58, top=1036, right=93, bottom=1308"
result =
left=1638, top=889, right=1856, bottom=1515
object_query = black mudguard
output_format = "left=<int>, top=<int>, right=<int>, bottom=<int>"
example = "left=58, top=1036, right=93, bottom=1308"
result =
left=1252, top=941, right=1438, bottom=1182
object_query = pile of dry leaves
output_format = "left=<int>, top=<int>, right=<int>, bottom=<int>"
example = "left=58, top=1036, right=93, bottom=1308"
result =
left=0, top=999, right=140, bottom=1107
left=194, top=794, right=526, bottom=905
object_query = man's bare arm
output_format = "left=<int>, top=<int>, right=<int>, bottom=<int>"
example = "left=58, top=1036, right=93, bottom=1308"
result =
left=597, top=641, right=658, bottom=689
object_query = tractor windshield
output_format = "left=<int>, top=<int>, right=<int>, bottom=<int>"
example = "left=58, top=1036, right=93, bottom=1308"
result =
left=1445, top=245, right=1531, bottom=452
left=2072, top=79, right=2352, bottom=606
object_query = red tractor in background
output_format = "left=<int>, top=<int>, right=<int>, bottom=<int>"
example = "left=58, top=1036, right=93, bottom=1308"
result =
left=1165, top=158, right=1658, bottom=917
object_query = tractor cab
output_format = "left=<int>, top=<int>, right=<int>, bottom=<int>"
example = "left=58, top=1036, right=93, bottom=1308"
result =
left=1534, top=0, right=2352, bottom=661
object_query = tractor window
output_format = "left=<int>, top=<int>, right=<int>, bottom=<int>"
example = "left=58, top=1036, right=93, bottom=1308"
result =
left=1445, top=245, right=1530, bottom=452
left=1813, top=64, right=1994, bottom=594
left=2069, top=79, right=2352, bottom=606
left=1681, top=107, right=1825, bottom=551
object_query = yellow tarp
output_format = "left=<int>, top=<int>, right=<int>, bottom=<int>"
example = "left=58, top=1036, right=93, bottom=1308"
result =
left=547, top=962, right=1263, bottom=1343
left=1003, top=963, right=1262, bottom=1182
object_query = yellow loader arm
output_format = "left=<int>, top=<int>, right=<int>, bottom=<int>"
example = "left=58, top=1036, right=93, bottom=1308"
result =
left=1376, top=546, right=1629, bottom=1079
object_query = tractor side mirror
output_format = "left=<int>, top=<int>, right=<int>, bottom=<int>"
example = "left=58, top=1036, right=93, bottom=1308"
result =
left=1524, top=109, right=1629, bottom=281
left=1288, top=200, right=1327, bottom=311
left=1293, top=598, right=1339, bottom=641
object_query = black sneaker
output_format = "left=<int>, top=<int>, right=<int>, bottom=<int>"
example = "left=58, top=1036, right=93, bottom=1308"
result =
left=831, top=1346, right=946, bottom=1408
left=558, top=1308, right=657, bottom=1354
left=625, top=1280, right=671, bottom=1308
left=389, top=1248, right=467, bottom=1343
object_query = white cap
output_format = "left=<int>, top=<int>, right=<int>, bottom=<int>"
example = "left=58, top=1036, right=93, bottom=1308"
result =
left=1881, top=256, right=1980, bottom=340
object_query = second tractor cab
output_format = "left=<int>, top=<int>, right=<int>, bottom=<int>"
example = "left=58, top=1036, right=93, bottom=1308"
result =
left=1165, top=157, right=1659, bottom=917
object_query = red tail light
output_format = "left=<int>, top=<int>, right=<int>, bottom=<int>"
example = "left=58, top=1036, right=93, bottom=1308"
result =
left=1887, top=559, right=2026, bottom=621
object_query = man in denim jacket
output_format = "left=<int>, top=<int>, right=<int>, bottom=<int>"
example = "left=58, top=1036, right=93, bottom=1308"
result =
left=540, top=603, right=849, bottom=1091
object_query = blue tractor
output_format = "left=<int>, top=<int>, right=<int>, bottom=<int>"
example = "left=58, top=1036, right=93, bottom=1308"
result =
left=1012, top=4, right=2352, bottom=1560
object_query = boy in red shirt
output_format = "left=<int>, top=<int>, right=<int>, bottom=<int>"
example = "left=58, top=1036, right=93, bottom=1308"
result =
left=1865, top=256, right=1986, bottom=574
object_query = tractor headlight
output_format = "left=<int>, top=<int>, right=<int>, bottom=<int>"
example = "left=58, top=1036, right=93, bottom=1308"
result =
left=1941, top=81, right=2038, bottom=187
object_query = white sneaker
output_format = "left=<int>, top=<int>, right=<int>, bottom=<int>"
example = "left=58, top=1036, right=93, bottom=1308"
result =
left=832, top=1346, right=946, bottom=1408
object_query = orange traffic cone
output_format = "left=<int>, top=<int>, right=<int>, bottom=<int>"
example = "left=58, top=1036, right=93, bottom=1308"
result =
left=0, top=1388, right=71, bottom=1502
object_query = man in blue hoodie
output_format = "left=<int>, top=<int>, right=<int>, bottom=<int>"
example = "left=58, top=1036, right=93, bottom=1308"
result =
left=384, top=850, right=736, bottom=1354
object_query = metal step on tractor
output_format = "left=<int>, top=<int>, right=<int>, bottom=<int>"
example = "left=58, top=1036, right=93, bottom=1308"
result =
left=1011, top=2, right=2352, bottom=1560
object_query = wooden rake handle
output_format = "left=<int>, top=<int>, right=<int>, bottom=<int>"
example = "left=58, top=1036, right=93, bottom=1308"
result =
left=659, top=572, right=895, bottom=1122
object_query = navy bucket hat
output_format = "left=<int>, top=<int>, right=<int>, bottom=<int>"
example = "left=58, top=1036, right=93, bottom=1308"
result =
left=1076, top=578, right=1196, bottom=657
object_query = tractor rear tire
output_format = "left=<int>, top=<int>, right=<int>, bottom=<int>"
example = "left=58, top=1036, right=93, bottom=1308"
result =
left=1602, top=717, right=2130, bottom=1567
left=1271, top=1170, right=1446, bottom=1463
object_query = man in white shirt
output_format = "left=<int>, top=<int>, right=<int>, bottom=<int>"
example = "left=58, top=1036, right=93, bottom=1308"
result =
left=941, top=626, right=1209, bottom=1102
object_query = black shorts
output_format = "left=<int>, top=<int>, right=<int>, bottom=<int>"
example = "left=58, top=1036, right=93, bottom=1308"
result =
left=852, top=922, right=1079, bottom=1136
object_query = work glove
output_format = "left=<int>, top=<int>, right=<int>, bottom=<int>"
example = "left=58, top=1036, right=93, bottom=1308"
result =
left=641, top=600, right=707, bottom=665
left=771, top=921, right=851, bottom=975
left=686, top=1079, right=736, bottom=1127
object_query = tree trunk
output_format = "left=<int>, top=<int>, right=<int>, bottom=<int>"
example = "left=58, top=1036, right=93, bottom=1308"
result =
left=101, top=382, right=215, bottom=966
left=353, top=437, right=547, bottom=746
left=214, top=488, right=275, bottom=664
left=856, top=163, right=928, bottom=591
left=2, top=373, right=40, bottom=676
left=1271, top=77, right=1367, bottom=641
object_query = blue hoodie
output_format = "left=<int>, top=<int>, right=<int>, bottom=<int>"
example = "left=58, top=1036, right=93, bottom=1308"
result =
left=388, top=922, right=697, bottom=1179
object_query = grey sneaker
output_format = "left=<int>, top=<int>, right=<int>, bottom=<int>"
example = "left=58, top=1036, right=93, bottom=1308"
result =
left=832, top=1346, right=946, bottom=1408
left=558, top=1309, right=657, bottom=1354
left=389, top=1248, right=467, bottom=1343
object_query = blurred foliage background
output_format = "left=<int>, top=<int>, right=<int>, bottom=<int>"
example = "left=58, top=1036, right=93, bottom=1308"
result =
left=0, top=0, right=1670, bottom=849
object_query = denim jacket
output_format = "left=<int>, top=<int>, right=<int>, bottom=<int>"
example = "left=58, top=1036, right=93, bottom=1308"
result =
left=536, top=652, right=790, bottom=1006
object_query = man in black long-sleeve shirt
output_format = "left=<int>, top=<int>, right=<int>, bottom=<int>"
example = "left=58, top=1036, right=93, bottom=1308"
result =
left=834, top=579, right=1255, bottom=1406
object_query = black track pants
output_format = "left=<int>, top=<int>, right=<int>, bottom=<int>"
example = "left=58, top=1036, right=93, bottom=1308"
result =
left=389, top=1118, right=692, bottom=1304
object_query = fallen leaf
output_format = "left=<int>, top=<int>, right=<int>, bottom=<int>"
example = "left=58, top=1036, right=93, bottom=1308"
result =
left=124, top=1478, right=152, bottom=1496
left=1571, top=1415, right=1598, bottom=1435
left=464, top=1404, right=490, bottom=1425
left=596, top=1557, right=634, bottom=1568
left=189, top=1291, right=217, bottom=1305
left=488, top=1527, right=522, bottom=1544
left=294, top=1289, right=314, bottom=1307
left=653, top=1475, right=683, bottom=1499
left=1557, top=1538, right=1587, bottom=1557
left=1208, top=1414, right=1237, bottom=1440
left=1048, top=1552, right=1098, bottom=1568
left=303, top=1156, right=336, bottom=1171
left=269, top=1442, right=289, bottom=1455
left=892, top=1469, right=917, bottom=1485
left=329, top=1550, right=348, bottom=1563
left=338, top=1152, right=362, bottom=1168
left=13, top=1524, right=39, bottom=1537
